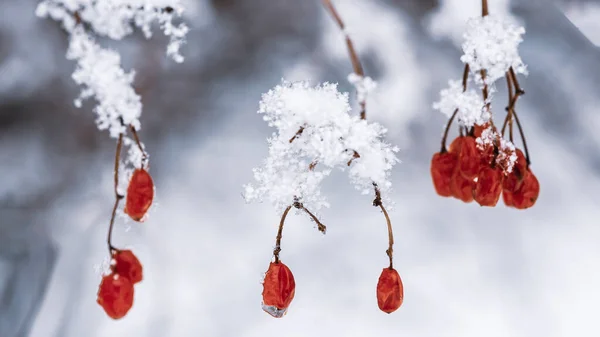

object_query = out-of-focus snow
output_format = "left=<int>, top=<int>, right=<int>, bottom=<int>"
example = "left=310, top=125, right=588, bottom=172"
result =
left=562, top=2, right=600, bottom=47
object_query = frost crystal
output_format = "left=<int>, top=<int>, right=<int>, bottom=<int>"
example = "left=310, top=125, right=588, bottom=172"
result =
left=460, top=15, right=527, bottom=85
left=433, top=80, right=489, bottom=128
left=243, top=81, right=399, bottom=213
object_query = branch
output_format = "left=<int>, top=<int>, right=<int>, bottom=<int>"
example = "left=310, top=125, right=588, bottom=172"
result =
left=293, top=201, right=327, bottom=234
left=107, top=133, right=125, bottom=254
left=321, top=0, right=367, bottom=119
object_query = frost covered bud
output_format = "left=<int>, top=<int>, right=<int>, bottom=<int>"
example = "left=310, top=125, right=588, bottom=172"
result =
left=376, top=267, right=403, bottom=314
left=125, top=168, right=155, bottom=222
left=97, top=274, right=134, bottom=319
left=261, top=262, right=296, bottom=318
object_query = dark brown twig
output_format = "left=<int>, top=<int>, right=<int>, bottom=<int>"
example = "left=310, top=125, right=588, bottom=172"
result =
left=107, top=134, right=125, bottom=254
left=441, top=64, right=470, bottom=152
left=273, top=206, right=292, bottom=263
left=347, top=150, right=361, bottom=166
left=322, top=0, right=367, bottom=119
left=373, top=185, right=394, bottom=269
left=289, top=127, right=305, bottom=143
left=293, top=201, right=327, bottom=234
left=482, top=0, right=489, bottom=17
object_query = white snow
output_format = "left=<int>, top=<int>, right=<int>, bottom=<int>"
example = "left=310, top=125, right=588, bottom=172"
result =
left=243, top=80, right=399, bottom=213
left=433, top=79, right=489, bottom=128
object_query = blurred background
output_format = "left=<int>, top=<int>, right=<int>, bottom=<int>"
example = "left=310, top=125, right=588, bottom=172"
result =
left=2, top=0, right=600, bottom=336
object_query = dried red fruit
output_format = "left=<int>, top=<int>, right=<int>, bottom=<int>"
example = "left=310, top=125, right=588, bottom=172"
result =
left=431, top=152, right=458, bottom=197
left=458, top=136, right=480, bottom=180
left=97, top=274, right=134, bottom=320
left=376, top=267, right=403, bottom=314
left=474, top=166, right=503, bottom=207
left=448, top=136, right=464, bottom=154
left=512, top=169, right=540, bottom=209
left=503, top=149, right=528, bottom=193
left=473, top=123, right=489, bottom=138
left=450, top=170, right=475, bottom=203
left=113, top=250, right=143, bottom=284
left=125, top=168, right=154, bottom=222
left=262, top=262, right=296, bottom=318
left=502, top=189, right=514, bottom=207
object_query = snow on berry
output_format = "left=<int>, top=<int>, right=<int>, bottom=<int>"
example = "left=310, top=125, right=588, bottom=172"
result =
left=476, top=127, right=517, bottom=174
left=243, top=80, right=399, bottom=213
left=460, top=15, right=527, bottom=85
left=433, top=80, right=489, bottom=128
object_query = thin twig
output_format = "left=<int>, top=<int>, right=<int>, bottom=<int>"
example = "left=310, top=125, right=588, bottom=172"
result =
left=130, top=125, right=148, bottom=167
left=482, top=0, right=489, bottom=17
left=293, top=202, right=327, bottom=234
left=107, top=134, right=125, bottom=254
left=289, top=127, right=305, bottom=143
left=322, top=0, right=367, bottom=119
left=273, top=206, right=292, bottom=263
left=373, top=185, right=393, bottom=269
left=441, top=64, right=470, bottom=152
left=511, top=109, right=531, bottom=166
left=346, top=150, right=361, bottom=166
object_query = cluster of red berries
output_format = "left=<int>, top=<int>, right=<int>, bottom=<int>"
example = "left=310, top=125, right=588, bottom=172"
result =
left=431, top=124, right=539, bottom=208
left=261, top=262, right=403, bottom=316
left=97, top=168, right=154, bottom=319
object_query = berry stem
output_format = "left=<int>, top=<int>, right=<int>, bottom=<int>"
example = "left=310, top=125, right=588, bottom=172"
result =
left=293, top=201, right=327, bottom=234
left=482, top=0, right=489, bottom=17
left=321, top=0, right=367, bottom=119
left=504, top=70, right=530, bottom=165
left=373, top=185, right=394, bottom=269
left=107, top=133, right=125, bottom=254
left=441, top=64, right=470, bottom=152
left=130, top=125, right=149, bottom=168
left=273, top=205, right=292, bottom=264
left=511, top=109, right=531, bottom=166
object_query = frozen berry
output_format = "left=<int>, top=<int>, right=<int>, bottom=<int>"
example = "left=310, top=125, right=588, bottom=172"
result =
left=376, top=267, right=403, bottom=314
left=474, top=166, right=503, bottom=207
left=503, top=149, right=527, bottom=193
left=431, top=152, right=458, bottom=197
left=97, top=274, right=134, bottom=320
left=125, top=168, right=154, bottom=222
left=512, top=169, right=540, bottom=209
left=458, top=136, right=480, bottom=180
left=450, top=170, right=475, bottom=203
left=262, top=262, right=296, bottom=318
left=113, top=250, right=143, bottom=284
left=502, top=189, right=515, bottom=207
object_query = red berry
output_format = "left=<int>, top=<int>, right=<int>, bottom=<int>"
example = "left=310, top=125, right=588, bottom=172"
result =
left=97, top=274, right=134, bottom=319
left=113, top=250, right=143, bottom=284
left=125, top=169, right=154, bottom=222
left=503, top=149, right=528, bottom=193
left=431, top=152, right=458, bottom=197
left=448, top=136, right=464, bottom=154
left=450, top=169, right=475, bottom=203
left=262, top=262, right=296, bottom=318
left=376, top=267, right=403, bottom=314
left=473, top=123, right=489, bottom=138
left=512, top=169, right=540, bottom=209
left=458, top=136, right=480, bottom=180
left=502, top=189, right=515, bottom=207
left=474, top=166, right=503, bottom=207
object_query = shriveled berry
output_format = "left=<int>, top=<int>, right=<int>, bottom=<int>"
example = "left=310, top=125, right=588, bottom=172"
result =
left=473, top=123, right=489, bottom=138
left=125, top=169, right=154, bottom=222
left=474, top=166, right=503, bottom=207
left=512, top=169, right=540, bottom=209
left=377, top=267, right=403, bottom=314
left=431, top=152, right=458, bottom=197
left=262, top=262, right=296, bottom=318
left=502, top=189, right=515, bottom=207
left=97, top=274, right=134, bottom=320
left=458, top=136, right=480, bottom=180
left=450, top=170, right=475, bottom=203
left=503, top=149, right=528, bottom=193
left=448, top=136, right=464, bottom=154
left=113, top=250, right=143, bottom=284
